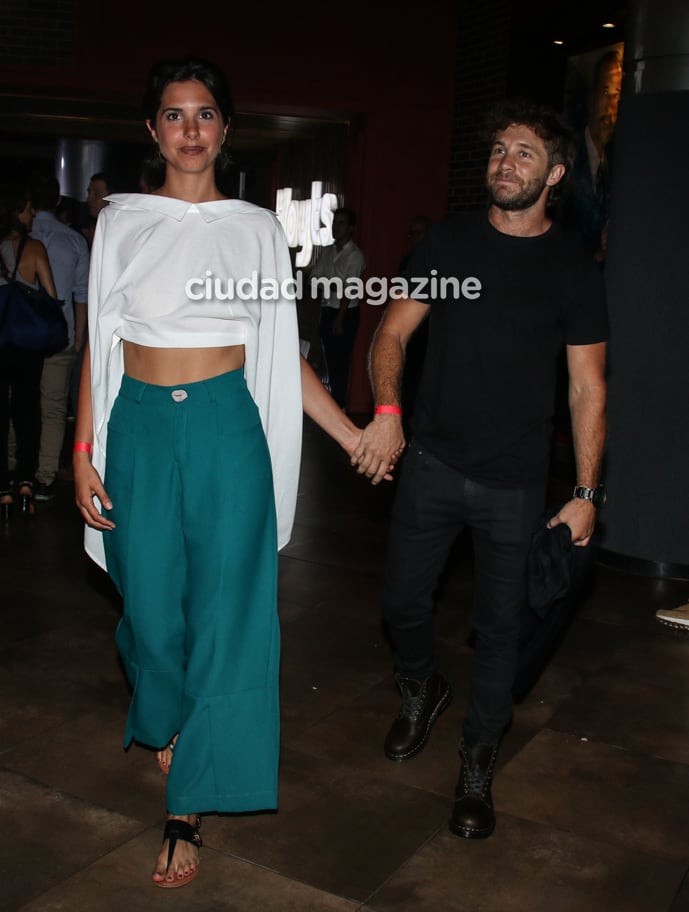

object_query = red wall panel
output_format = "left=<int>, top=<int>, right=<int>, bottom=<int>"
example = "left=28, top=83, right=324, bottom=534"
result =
left=1, top=0, right=458, bottom=412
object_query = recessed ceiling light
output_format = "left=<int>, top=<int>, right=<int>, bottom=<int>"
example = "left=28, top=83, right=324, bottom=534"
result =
left=602, top=21, right=616, bottom=28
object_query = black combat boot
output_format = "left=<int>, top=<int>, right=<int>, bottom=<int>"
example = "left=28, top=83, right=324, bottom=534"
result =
left=448, top=741, right=498, bottom=838
left=384, top=671, right=451, bottom=761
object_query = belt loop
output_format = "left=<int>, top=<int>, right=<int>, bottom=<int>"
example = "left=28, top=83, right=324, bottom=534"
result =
left=135, top=382, right=148, bottom=403
left=205, top=378, right=217, bottom=403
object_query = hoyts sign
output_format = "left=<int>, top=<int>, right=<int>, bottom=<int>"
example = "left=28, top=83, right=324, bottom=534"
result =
left=275, top=181, right=338, bottom=267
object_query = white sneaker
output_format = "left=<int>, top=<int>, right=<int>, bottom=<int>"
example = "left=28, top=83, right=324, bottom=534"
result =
left=655, top=603, right=689, bottom=631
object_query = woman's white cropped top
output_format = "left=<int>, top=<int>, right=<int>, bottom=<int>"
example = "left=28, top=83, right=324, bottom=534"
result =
left=85, top=193, right=303, bottom=569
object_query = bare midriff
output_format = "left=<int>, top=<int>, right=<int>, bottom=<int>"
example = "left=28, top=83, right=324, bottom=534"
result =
left=123, top=342, right=245, bottom=386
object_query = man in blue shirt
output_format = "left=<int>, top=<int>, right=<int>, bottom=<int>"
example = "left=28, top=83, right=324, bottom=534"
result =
left=30, top=173, right=89, bottom=499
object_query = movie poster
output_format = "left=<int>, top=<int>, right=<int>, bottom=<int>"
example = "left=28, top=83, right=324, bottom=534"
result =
left=560, top=42, right=624, bottom=263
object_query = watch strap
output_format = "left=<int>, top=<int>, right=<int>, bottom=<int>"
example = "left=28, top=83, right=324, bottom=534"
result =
left=572, top=484, right=605, bottom=507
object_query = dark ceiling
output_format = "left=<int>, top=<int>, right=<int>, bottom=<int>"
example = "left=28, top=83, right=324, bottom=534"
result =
left=0, top=2, right=628, bottom=157
left=514, top=1, right=627, bottom=51
left=507, top=2, right=626, bottom=106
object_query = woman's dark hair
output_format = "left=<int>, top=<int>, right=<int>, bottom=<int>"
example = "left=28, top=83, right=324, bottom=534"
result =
left=0, top=184, right=30, bottom=236
left=142, top=56, right=234, bottom=124
left=142, top=56, right=234, bottom=178
left=139, top=158, right=165, bottom=193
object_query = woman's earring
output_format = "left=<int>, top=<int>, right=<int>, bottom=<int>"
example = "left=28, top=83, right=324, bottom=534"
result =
left=155, top=142, right=165, bottom=164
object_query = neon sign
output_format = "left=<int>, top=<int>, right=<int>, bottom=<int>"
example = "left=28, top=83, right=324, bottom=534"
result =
left=275, top=181, right=338, bottom=267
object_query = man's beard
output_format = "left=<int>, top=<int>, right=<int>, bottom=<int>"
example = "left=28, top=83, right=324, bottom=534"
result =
left=486, top=174, right=548, bottom=211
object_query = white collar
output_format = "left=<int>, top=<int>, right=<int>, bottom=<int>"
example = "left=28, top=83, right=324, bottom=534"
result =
left=105, top=194, right=260, bottom=223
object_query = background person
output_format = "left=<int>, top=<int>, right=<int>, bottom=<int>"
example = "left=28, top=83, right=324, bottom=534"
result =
left=310, top=207, right=365, bottom=408
left=0, top=184, right=58, bottom=517
left=30, top=172, right=89, bottom=500
left=561, top=50, right=623, bottom=262
left=81, top=172, right=112, bottom=247
left=55, top=195, right=81, bottom=229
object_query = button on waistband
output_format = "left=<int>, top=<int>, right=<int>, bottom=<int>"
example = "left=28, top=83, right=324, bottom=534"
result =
left=171, top=389, right=188, bottom=402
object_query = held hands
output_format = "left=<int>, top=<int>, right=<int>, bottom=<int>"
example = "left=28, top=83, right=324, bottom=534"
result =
left=73, top=453, right=115, bottom=531
left=547, top=498, right=596, bottom=547
left=351, top=414, right=406, bottom=486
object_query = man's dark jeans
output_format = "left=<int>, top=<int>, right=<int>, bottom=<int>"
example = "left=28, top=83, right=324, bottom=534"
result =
left=382, top=444, right=545, bottom=747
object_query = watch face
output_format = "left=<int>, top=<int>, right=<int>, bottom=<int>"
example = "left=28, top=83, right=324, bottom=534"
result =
left=593, top=486, right=606, bottom=508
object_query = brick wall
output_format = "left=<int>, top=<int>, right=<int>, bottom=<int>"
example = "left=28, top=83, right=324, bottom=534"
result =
left=0, top=0, right=74, bottom=67
left=448, top=0, right=512, bottom=213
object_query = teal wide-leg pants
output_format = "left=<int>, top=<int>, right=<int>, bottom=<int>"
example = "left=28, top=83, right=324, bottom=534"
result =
left=102, top=370, right=279, bottom=815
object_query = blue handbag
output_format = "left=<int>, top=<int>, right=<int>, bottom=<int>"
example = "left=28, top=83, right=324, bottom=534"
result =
left=0, top=236, right=68, bottom=355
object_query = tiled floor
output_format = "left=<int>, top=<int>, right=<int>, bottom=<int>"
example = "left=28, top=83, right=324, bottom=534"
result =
left=2, top=419, right=689, bottom=911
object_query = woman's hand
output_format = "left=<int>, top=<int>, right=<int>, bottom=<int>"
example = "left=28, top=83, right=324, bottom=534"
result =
left=74, top=454, right=115, bottom=530
left=351, top=415, right=406, bottom=485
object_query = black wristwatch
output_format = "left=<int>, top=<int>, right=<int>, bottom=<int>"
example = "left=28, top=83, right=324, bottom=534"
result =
left=572, top=484, right=606, bottom=508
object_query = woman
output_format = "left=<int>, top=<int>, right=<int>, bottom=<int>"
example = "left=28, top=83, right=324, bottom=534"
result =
left=73, top=57, right=369, bottom=888
left=0, top=185, right=58, bottom=518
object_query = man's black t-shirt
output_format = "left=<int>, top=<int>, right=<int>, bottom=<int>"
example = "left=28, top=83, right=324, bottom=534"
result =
left=404, top=210, right=608, bottom=489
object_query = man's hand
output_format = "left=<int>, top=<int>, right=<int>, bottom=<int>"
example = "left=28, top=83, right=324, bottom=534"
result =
left=351, top=415, right=406, bottom=485
left=548, top=498, right=596, bottom=547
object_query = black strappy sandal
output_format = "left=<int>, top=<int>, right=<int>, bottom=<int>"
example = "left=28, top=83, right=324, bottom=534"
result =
left=0, top=491, right=13, bottom=521
left=17, top=481, right=36, bottom=516
left=154, top=816, right=202, bottom=889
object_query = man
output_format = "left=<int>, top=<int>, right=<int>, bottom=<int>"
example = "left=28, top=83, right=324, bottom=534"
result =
left=30, top=173, right=89, bottom=499
left=82, top=172, right=111, bottom=247
left=353, top=100, right=608, bottom=839
left=562, top=50, right=623, bottom=260
left=399, top=215, right=432, bottom=273
left=310, top=207, right=365, bottom=408
left=87, top=172, right=110, bottom=220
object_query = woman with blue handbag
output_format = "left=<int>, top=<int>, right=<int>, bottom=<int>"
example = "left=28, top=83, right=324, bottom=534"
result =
left=0, top=185, right=58, bottom=518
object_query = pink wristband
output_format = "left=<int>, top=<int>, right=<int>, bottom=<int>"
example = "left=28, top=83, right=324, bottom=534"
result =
left=73, top=442, right=93, bottom=454
left=374, top=405, right=402, bottom=416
